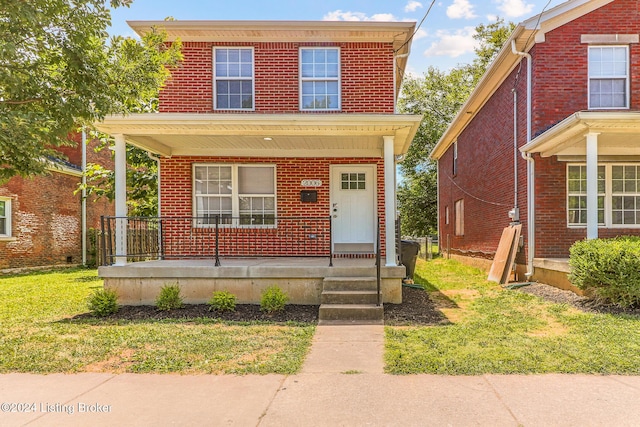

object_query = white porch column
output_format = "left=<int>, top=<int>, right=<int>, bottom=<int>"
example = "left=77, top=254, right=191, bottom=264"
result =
left=586, top=132, right=600, bottom=240
left=383, top=135, right=397, bottom=266
left=114, top=134, right=128, bottom=265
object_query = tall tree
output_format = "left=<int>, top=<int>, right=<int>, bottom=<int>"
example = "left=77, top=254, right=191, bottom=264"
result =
left=397, top=19, right=515, bottom=237
left=0, top=0, right=181, bottom=182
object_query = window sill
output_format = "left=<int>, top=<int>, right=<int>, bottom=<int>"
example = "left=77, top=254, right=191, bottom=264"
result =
left=0, top=236, right=17, bottom=242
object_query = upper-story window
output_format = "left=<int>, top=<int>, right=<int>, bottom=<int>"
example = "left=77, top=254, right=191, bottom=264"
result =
left=588, top=46, right=629, bottom=109
left=300, top=48, right=340, bottom=111
left=214, top=48, right=254, bottom=110
left=0, top=197, right=11, bottom=238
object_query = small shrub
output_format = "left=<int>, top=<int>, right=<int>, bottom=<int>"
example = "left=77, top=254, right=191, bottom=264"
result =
left=569, top=237, right=640, bottom=308
left=208, top=290, right=237, bottom=312
left=156, top=283, right=184, bottom=311
left=87, top=288, right=119, bottom=317
left=260, top=285, right=288, bottom=313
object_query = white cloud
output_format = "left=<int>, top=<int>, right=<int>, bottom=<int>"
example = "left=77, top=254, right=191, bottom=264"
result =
left=486, top=14, right=499, bottom=22
left=413, top=28, right=428, bottom=40
left=370, top=13, right=397, bottom=21
left=323, top=10, right=398, bottom=21
left=495, top=0, right=534, bottom=17
left=423, top=27, right=478, bottom=58
left=446, top=0, right=477, bottom=19
left=405, top=1, right=423, bottom=12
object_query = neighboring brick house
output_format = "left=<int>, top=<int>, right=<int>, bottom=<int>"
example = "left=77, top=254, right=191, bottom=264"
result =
left=431, top=0, right=640, bottom=289
left=0, top=135, right=114, bottom=271
left=95, top=20, right=421, bottom=306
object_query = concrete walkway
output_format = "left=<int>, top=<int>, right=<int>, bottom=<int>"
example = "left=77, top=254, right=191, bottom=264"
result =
left=2, top=325, right=640, bottom=426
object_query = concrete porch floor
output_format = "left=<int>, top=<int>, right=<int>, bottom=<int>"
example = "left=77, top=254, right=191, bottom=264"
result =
left=98, top=257, right=406, bottom=305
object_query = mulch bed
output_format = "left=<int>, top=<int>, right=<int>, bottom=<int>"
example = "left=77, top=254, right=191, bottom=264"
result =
left=515, top=282, right=640, bottom=316
left=80, top=283, right=640, bottom=324
left=81, top=286, right=445, bottom=325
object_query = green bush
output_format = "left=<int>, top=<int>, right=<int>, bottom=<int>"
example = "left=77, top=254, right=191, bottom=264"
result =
left=569, top=237, right=640, bottom=307
left=260, top=285, right=288, bottom=313
left=87, top=288, right=119, bottom=317
left=208, top=290, right=237, bottom=312
left=156, top=283, right=184, bottom=311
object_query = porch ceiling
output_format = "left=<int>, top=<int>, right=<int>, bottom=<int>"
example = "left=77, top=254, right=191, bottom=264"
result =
left=521, top=111, right=640, bottom=158
left=95, top=113, right=422, bottom=158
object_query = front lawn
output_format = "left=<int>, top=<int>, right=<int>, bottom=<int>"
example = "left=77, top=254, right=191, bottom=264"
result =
left=0, top=269, right=314, bottom=374
left=385, top=258, right=640, bottom=374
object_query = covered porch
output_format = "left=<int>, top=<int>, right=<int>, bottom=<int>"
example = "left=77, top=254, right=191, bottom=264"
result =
left=521, top=111, right=640, bottom=292
left=94, top=113, right=421, bottom=307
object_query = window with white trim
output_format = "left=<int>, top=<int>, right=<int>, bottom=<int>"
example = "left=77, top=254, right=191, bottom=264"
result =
left=453, top=141, right=458, bottom=175
left=194, top=164, right=275, bottom=226
left=588, top=46, right=629, bottom=109
left=300, top=47, right=340, bottom=111
left=567, top=164, right=640, bottom=228
left=567, top=165, right=605, bottom=226
left=214, top=48, right=254, bottom=110
left=612, top=165, right=640, bottom=225
left=0, top=197, right=11, bottom=237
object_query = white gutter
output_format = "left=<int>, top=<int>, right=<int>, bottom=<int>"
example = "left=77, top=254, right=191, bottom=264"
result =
left=511, top=40, right=534, bottom=280
left=81, top=129, right=87, bottom=266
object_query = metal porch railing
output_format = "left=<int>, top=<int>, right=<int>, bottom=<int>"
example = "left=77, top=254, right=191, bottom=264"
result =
left=100, top=215, right=333, bottom=267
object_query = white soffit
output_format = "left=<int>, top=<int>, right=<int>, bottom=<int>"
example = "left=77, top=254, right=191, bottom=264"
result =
left=520, top=111, right=640, bottom=157
left=95, top=113, right=422, bottom=157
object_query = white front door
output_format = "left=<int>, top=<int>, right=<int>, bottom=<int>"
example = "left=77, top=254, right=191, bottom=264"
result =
left=331, top=165, right=376, bottom=253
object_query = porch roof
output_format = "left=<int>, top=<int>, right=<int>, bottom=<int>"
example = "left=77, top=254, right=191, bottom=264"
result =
left=94, top=113, right=422, bottom=158
left=520, top=111, right=640, bottom=159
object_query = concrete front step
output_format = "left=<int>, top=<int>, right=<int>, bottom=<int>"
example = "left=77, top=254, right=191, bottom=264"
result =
left=321, top=290, right=380, bottom=305
left=322, top=277, right=378, bottom=291
left=318, top=304, right=384, bottom=323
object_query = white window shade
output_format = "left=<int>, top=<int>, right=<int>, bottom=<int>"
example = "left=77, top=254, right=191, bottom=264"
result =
left=238, top=166, right=274, bottom=194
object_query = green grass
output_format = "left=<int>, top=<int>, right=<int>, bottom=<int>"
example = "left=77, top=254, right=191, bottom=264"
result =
left=385, top=258, right=640, bottom=375
left=0, top=268, right=314, bottom=374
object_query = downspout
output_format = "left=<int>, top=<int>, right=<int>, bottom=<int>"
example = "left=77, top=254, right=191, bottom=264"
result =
left=81, top=128, right=87, bottom=266
left=511, top=40, right=534, bottom=280
left=147, top=152, right=161, bottom=217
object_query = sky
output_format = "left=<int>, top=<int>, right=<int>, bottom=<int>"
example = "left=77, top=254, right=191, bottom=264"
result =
left=109, top=0, right=568, bottom=75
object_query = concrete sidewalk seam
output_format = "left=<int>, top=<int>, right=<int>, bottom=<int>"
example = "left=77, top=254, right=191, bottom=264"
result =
left=23, top=374, right=117, bottom=426
left=609, top=375, right=640, bottom=392
left=482, top=375, right=523, bottom=426
left=256, top=375, right=288, bottom=427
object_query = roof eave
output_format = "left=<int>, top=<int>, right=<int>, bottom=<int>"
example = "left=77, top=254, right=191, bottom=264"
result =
left=429, top=0, right=616, bottom=161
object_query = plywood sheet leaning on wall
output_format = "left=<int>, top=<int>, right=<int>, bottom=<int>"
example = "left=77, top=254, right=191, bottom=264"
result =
left=488, top=224, right=522, bottom=284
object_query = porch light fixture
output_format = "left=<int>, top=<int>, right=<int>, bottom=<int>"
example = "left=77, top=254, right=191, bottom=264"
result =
left=263, top=137, right=273, bottom=141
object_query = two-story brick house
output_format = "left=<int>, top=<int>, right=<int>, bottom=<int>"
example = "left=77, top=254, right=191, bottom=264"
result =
left=0, top=134, right=113, bottom=272
left=431, top=0, right=640, bottom=289
left=95, top=20, right=421, bottom=315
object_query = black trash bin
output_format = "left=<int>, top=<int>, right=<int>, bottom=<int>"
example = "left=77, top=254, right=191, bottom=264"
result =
left=400, top=240, right=421, bottom=280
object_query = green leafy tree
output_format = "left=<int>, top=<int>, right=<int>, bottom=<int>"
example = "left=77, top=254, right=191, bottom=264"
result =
left=0, top=0, right=182, bottom=182
left=397, top=19, right=515, bottom=237
left=83, top=141, right=160, bottom=217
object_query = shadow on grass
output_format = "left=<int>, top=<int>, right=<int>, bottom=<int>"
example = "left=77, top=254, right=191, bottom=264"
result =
left=414, top=269, right=459, bottom=309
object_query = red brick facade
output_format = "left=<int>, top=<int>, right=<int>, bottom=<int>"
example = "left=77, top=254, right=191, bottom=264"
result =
left=0, top=138, right=114, bottom=270
left=159, top=42, right=395, bottom=114
left=160, top=156, right=387, bottom=256
left=154, top=35, right=399, bottom=258
left=438, top=0, right=640, bottom=260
